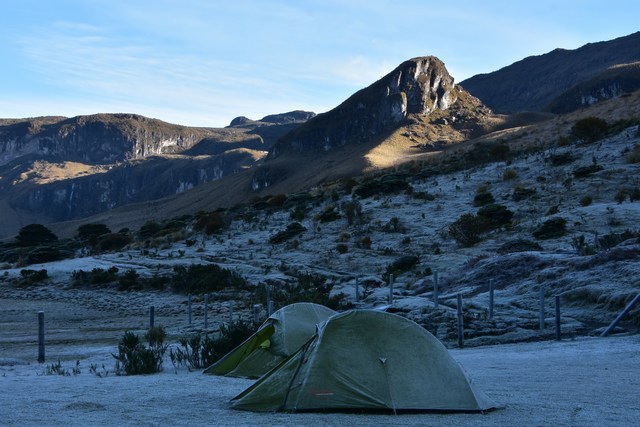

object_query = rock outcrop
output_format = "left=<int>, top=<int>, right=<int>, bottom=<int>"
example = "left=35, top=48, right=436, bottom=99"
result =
left=0, top=114, right=215, bottom=166
left=267, top=56, right=458, bottom=159
left=546, top=62, right=640, bottom=114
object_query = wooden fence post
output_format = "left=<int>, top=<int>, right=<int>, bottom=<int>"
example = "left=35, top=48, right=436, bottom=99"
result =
left=38, top=311, right=45, bottom=363
left=388, top=274, right=394, bottom=304
left=188, top=294, right=192, bottom=325
left=555, top=295, right=561, bottom=341
left=355, top=277, right=359, bottom=303
left=433, top=271, right=439, bottom=307
left=204, top=294, right=209, bottom=330
left=489, top=279, right=494, bottom=320
left=539, top=285, right=545, bottom=330
left=456, top=294, right=464, bottom=348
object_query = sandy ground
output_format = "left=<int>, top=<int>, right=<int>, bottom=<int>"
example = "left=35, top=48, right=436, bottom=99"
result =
left=1, top=294, right=640, bottom=427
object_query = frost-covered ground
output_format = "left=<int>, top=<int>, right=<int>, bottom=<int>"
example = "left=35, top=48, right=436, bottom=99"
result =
left=2, top=321, right=639, bottom=427
left=1, top=126, right=640, bottom=425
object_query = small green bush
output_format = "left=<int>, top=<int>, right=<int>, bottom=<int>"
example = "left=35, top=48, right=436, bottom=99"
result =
left=358, top=236, right=372, bottom=249
left=615, top=190, right=628, bottom=204
left=449, top=214, right=490, bottom=246
left=383, top=255, right=419, bottom=282
left=547, top=152, right=575, bottom=166
left=579, top=196, right=593, bottom=207
left=170, top=321, right=258, bottom=370
left=473, top=191, right=495, bottom=207
left=477, top=204, right=513, bottom=228
left=171, top=264, right=246, bottom=294
left=352, top=174, right=410, bottom=198
left=113, top=327, right=167, bottom=375
left=502, top=169, right=518, bottom=180
left=512, top=186, right=536, bottom=202
left=118, top=269, right=141, bottom=291
left=316, top=204, right=341, bottom=223
left=572, top=164, right=604, bottom=178
left=336, top=243, right=348, bottom=254
left=532, top=218, right=567, bottom=239
left=269, top=222, right=306, bottom=244
left=571, top=117, right=608, bottom=143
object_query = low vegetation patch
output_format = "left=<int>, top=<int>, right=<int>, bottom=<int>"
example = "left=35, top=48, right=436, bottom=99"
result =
left=532, top=218, right=567, bottom=239
left=113, top=327, right=168, bottom=375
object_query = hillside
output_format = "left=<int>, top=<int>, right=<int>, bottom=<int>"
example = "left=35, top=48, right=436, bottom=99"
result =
left=0, top=112, right=313, bottom=239
left=460, top=31, right=640, bottom=113
left=2, top=90, right=640, bottom=349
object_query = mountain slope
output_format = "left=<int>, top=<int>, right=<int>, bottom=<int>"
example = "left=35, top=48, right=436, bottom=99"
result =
left=460, top=32, right=640, bottom=113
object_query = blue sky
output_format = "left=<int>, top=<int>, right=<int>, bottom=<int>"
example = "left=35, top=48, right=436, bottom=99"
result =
left=1, top=1, right=638, bottom=127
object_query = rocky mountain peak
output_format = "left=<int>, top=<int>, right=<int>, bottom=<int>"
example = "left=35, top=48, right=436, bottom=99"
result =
left=266, top=56, right=459, bottom=160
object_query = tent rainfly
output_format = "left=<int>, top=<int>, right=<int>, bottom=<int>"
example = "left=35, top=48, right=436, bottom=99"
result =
left=231, top=309, right=499, bottom=413
left=203, top=302, right=336, bottom=378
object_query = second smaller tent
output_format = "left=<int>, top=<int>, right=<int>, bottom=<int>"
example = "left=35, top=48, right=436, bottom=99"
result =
left=203, top=302, right=336, bottom=378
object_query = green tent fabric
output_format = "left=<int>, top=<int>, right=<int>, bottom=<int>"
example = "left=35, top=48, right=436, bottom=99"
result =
left=231, top=310, right=498, bottom=413
left=203, top=302, right=336, bottom=378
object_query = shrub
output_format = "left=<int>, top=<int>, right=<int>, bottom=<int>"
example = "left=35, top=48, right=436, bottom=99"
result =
left=171, top=263, right=246, bottom=294
left=413, top=191, right=436, bottom=201
left=597, top=230, right=640, bottom=250
left=15, top=224, right=58, bottom=247
left=194, top=211, right=228, bottom=235
left=118, top=269, right=141, bottom=291
left=449, top=213, right=490, bottom=246
left=477, top=204, right=513, bottom=228
left=383, top=217, right=405, bottom=233
left=19, top=269, right=48, bottom=285
left=572, top=164, right=604, bottom=178
left=97, top=233, right=132, bottom=252
left=171, top=321, right=259, bottom=370
left=25, top=245, right=64, bottom=264
left=352, top=174, right=410, bottom=198
left=627, top=144, right=640, bottom=164
left=572, top=235, right=596, bottom=256
left=71, top=267, right=120, bottom=287
left=512, top=186, right=536, bottom=202
left=571, top=117, right=608, bottom=143
left=496, top=239, right=543, bottom=254
left=473, top=191, right=495, bottom=207
left=269, top=222, right=306, bottom=244
left=502, top=169, right=518, bottom=180
left=336, top=243, right=348, bottom=254
left=77, top=223, right=111, bottom=245
left=579, top=196, right=593, bottom=207
left=113, top=328, right=167, bottom=375
left=337, top=232, right=350, bottom=242
left=532, top=218, right=567, bottom=239
left=342, top=200, right=363, bottom=225
left=138, top=221, right=162, bottom=239
left=316, top=204, right=340, bottom=223
left=289, top=204, right=308, bottom=221
left=358, top=236, right=372, bottom=249
left=615, top=190, right=628, bottom=204
left=547, top=152, right=575, bottom=166
left=546, top=205, right=560, bottom=215
left=383, top=255, right=419, bottom=282
left=265, top=272, right=351, bottom=310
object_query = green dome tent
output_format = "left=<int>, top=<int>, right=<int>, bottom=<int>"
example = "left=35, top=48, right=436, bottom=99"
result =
left=203, top=302, right=336, bottom=379
left=231, top=310, right=498, bottom=413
